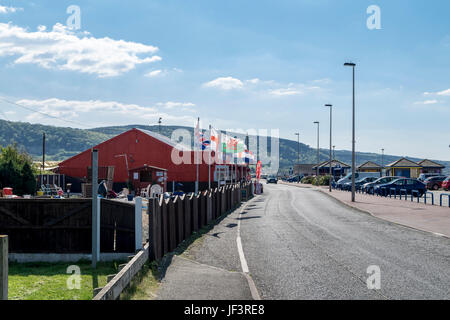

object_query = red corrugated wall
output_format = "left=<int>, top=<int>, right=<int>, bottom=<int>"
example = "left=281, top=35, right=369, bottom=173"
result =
left=58, top=129, right=247, bottom=183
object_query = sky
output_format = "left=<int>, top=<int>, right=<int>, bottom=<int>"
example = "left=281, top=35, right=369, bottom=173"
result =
left=0, top=0, right=449, bottom=160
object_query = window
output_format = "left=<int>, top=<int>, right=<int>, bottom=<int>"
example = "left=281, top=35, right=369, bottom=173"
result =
left=140, top=170, right=152, bottom=183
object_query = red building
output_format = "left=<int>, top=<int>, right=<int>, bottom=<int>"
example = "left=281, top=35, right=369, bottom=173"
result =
left=57, top=128, right=249, bottom=193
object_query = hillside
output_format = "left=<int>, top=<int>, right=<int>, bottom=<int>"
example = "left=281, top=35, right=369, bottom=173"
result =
left=0, top=119, right=448, bottom=175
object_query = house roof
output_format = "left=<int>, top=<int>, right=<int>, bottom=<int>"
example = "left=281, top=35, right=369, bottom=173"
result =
left=386, top=158, right=421, bottom=168
left=417, top=159, right=445, bottom=168
left=312, top=160, right=351, bottom=170
left=357, top=161, right=382, bottom=169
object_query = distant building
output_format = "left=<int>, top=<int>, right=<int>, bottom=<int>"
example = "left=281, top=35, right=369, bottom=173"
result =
left=293, top=164, right=315, bottom=177
left=357, top=161, right=382, bottom=174
left=385, top=158, right=422, bottom=178
left=57, top=128, right=249, bottom=193
left=417, top=159, right=445, bottom=175
left=312, top=160, right=351, bottom=179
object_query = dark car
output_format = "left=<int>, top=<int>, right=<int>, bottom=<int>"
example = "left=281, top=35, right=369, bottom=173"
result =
left=443, top=177, right=450, bottom=191
left=343, top=177, right=378, bottom=191
left=424, top=176, right=447, bottom=190
left=363, top=176, right=403, bottom=194
left=287, top=175, right=304, bottom=183
left=374, top=178, right=426, bottom=197
left=267, top=176, right=278, bottom=184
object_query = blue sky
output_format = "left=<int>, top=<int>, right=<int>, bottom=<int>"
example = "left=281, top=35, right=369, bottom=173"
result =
left=0, top=0, right=449, bottom=160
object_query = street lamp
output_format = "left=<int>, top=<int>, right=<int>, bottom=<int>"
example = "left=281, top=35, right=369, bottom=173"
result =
left=381, top=148, right=385, bottom=176
left=314, top=121, right=320, bottom=187
left=325, top=104, right=333, bottom=192
left=344, top=62, right=356, bottom=202
left=295, top=133, right=300, bottom=183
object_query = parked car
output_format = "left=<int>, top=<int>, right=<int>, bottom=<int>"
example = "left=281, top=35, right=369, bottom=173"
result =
left=442, top=177, right=450, bottom=191
left=374, top=178, right=426, bottom=197
left=424, top=176, right=447, bottom=190
left=267, top=176, right=278, bottom=184
left=287, top=175, right=304, bottom=183
left=363, top=176, right=403, bottom=194
left=336, top=172, right=381, bottom=188
left=418, top=173, right=441, bottom=182
left=342, top=177, right=378, bottom=191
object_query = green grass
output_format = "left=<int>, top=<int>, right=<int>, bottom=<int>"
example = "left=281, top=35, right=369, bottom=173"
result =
left=120, top=261, right=160, bottom=300
left=8, top=260, right=123, bottom=300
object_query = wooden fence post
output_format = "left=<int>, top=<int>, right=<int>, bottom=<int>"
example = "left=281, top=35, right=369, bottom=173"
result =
left=184, top=196, right=191, bottom=239
left=0, top=235, right=7, bottom=300
left=206, top=192, right=212, bottom=224
left=176, top=197, right=184, bottom=245
left=168, top=200, right=176, bottom=251
left=162, top=199, right=169, bottom=255
left=192, top=195, right=199, bottom=232
left=135, top=197, right=143, bottom=251
left=199, top=193, right=206, bottom=228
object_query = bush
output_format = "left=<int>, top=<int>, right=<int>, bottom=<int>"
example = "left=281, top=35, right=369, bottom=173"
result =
left=301, top=176, right=315, bottom=184
left=0, top=144, right=37, bottom=195
left=319, top=175, right=331, bottom=186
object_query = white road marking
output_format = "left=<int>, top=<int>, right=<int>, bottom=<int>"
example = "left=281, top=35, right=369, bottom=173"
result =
left=237, top=199, right=262, bottom=300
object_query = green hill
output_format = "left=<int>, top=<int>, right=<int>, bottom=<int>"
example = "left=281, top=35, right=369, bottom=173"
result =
left=0, top=119, right=448, bottom=175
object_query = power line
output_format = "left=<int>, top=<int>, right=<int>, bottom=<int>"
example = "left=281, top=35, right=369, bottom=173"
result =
left=0, top=97, right=90, bottom=128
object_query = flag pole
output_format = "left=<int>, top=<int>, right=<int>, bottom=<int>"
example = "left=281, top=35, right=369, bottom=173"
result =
left=208, top=124, right=211, bottom=190
left=195, top=117, right=200, bottom=195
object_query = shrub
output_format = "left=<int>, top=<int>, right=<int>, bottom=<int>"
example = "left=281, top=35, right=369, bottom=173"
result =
left=0, top=144, right=37, bottom=195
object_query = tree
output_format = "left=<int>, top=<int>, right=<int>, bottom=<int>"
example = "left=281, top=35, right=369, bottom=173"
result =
left=0, top=144, right=37, bottom=195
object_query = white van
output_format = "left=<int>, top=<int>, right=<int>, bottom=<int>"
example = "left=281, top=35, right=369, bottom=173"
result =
left=337, top=172, right=381, bottom=186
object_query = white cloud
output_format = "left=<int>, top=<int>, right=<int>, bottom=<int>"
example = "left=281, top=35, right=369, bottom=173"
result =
left=15, top=98, right=198, bottom=126
left=145, top=70, right=163, bottom=78
left=203, top=77, right=244, bottom=90
left=156, top=101, right=196, bottom=109
left=246, top=78, right=261, bottom=84
left=0, top=23, right=161, bottom=77
left=0, top=6, right=22, bottom=14
left=16, top=98, right=157, bottom=119
left=414, top=100, right=438, bottom=105
left=268, top=88, right=302, bottom=96
left=423, top=89, right=450, bottom=96
left=437, top=89, right=450, bottom=96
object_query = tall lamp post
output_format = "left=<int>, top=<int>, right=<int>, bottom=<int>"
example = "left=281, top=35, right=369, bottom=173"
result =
left=344, top=62, right=356, bottom=202
left=381, top=148, right=385, bottom=176
left=295, top=133, right=300, bottom=183
left=314, top=121, right=320, bottom=187
left=325, top=104, right=333, bottom=192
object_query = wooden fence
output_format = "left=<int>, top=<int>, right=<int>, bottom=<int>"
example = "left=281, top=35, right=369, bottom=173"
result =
left=150, top=183, right=252, bottom=260
left=0, top=199, right=136, bottom=253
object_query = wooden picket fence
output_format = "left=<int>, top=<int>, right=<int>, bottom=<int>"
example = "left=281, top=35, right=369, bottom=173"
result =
left=149, top=183, right=253, bottom=260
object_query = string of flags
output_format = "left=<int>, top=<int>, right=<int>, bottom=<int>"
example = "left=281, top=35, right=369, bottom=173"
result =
left=194, top=120, right=256, bottom=164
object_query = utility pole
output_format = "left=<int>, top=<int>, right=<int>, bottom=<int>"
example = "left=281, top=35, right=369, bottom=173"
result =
left=344, top=62, right=356, bottom=202
left=295, top=133, right=300, bottom=183
left=314, top=121, right=320, bottom=187
left=42, top=132, right=45, bottom=186
left=91, top=149, right=99, bottom=269
left=325, top=104, right=333, bottom=192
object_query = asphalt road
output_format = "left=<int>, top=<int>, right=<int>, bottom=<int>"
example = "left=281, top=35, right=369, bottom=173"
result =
left=157, top=183, right=450, bottom=300
left=238, top=184, right=450, bottom=299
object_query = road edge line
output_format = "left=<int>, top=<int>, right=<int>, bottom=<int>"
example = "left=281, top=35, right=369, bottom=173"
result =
left=237, top=197, right=262, bottom=300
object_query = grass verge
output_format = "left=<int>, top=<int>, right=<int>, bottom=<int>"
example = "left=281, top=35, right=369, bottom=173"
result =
left=8, top=260, right=122, bottom=300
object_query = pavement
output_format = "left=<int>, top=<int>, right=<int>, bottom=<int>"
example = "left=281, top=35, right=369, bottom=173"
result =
left=282, top=181, right=450, bottom=238
left=154, top=184, right=450, bottom=300
left=155, top=204, right=255, bottom=300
